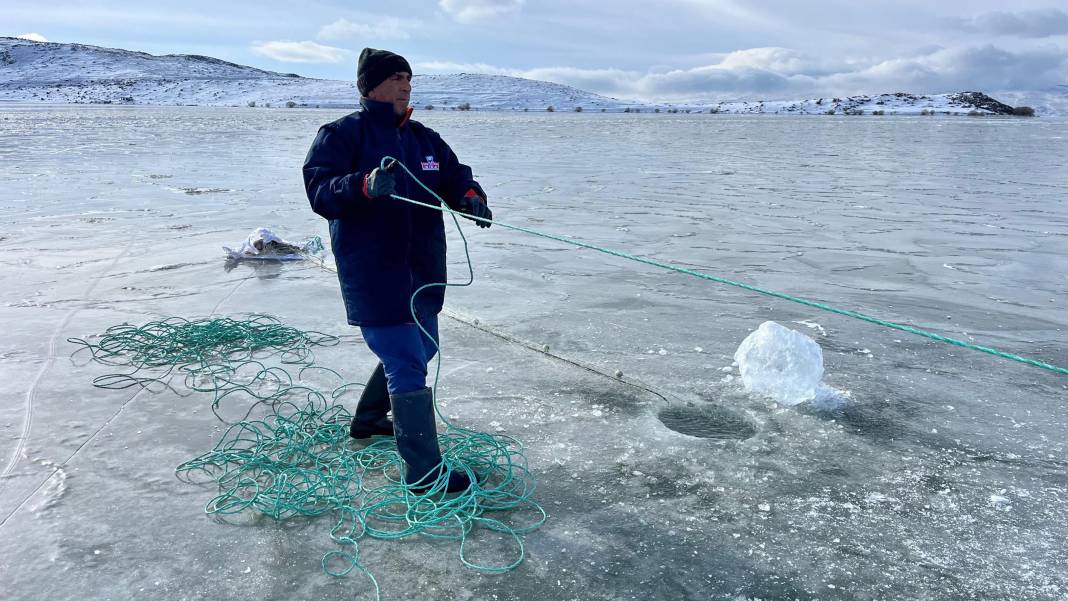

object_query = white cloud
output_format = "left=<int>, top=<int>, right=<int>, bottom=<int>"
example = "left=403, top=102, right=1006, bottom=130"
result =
left=251, top=41, right=348, bottom=64
left=318, top=17, right=414, bottom=41
left=417, top=61, right=519, bottom=76
left=952, top=9, right=1068, bottom=39
left=827, top=44, right=1068, bottom=94
left=439, top=0, right=524, bottom=23
left=16, top=33, right=49, bottom=42
left=717, top=47, right=801, bottom=72
left=523, top=66, right=643, bottom=96
left=669, top=0, right=779, bottom=29
left=417, top=43, right=1068, bottom=101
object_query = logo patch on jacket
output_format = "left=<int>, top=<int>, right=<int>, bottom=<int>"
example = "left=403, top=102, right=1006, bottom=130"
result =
left=420, top=155, right=440, bottom=171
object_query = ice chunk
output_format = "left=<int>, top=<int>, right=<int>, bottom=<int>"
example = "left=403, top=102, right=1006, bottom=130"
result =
left=989, top=494, right=1011, bottom=510
left=733, top=321, right=824, bottom=405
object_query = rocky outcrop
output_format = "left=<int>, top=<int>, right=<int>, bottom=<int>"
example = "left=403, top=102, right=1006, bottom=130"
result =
left=949, top=92, right=1016, bottom=115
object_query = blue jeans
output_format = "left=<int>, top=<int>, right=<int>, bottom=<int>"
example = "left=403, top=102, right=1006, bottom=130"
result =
left=360, top=314, right=439, bottom=396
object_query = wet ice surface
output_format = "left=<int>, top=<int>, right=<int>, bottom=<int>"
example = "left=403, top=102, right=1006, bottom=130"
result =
left=1, top=105, right=1067, bottom=600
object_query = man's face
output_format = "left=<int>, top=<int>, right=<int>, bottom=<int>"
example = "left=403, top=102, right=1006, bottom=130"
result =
left=368, top=72, right=412, bottom=116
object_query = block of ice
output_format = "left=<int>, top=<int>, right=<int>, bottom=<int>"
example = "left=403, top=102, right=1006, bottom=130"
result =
left=733, top=321, right=824, bottom=406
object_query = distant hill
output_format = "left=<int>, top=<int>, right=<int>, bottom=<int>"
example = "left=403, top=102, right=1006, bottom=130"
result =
left=0, top=37, right=1056, bottom=115
left=687, top=91, right=1031, bottom=116
left=0, top=37, right=644, bottom=111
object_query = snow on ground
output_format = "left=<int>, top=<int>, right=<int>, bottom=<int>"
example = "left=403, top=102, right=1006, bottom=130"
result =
left=689, top=91, right=1025, bottom=115
left=0, top=37, right=642, bottom=111
left=1, top=37, right=1059, bottom=115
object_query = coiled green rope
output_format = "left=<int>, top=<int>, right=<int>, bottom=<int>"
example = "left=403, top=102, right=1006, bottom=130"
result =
left=70, top=315, right=546, bottom=598
left=380, top=155, right=1068, bottom=377
left=69, top=315, right=341, bottom=421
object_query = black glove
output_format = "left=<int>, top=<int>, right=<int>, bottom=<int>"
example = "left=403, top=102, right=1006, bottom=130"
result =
left=363, top=159, right=397, bottom=199
left=458, top=188, right=492, bottom=228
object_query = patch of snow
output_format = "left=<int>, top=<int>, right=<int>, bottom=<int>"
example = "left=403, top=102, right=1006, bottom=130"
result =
left=794, top=320, right=827, bottom=337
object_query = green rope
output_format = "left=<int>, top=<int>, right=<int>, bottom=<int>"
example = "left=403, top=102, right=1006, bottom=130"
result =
left=70, top=315, right=546, bottom=597
left=69, top=315, right=342, bottom=422
left=380, top=156, right=1068, bottom=377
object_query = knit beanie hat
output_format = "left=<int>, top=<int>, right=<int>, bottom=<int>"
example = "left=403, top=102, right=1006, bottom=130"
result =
left=357, top=48, right=412, bottom=97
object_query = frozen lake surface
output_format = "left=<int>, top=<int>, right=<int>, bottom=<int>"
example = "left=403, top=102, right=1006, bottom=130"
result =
left=1, top=106, right=1067, bottom=600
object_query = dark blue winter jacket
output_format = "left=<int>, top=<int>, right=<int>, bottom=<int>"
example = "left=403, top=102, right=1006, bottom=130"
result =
left=303, top=98, right=483, bottom=326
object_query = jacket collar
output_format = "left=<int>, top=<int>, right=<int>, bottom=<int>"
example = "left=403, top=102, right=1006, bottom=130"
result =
left=360, top=97, right=413, bottom=128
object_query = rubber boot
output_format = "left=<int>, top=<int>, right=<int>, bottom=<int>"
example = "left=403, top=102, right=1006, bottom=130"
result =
left=390, top=387, right=472, bottom=494
left=349, top=363, right=395, bottom=439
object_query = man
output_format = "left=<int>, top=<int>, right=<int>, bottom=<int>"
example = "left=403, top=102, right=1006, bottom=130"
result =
left=302, top=48, right=492, bottom=494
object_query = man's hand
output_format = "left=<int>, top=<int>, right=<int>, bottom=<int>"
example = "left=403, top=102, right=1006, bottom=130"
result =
left=458, top=188, right=492, bottom=228
left=363, top=159, right=397, bottom=199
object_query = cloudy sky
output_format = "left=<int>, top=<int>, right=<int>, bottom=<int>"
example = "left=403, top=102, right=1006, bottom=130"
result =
left=5, top=0, right=1068, bottom=101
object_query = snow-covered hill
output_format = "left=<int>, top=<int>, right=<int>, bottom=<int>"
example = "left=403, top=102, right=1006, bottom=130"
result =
left=681, top=91, right=1032, bottom=116
left=0, top=37, right=1057, bottom=115
left=404, top=73, right=647, bottom=112
left=0, top=37, right=642, bottom=111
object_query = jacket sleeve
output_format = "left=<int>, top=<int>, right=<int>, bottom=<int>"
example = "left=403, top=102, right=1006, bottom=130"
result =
left=428, top=130, right=484, bottom=209
left=302, top=124, right=366, bottom=220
